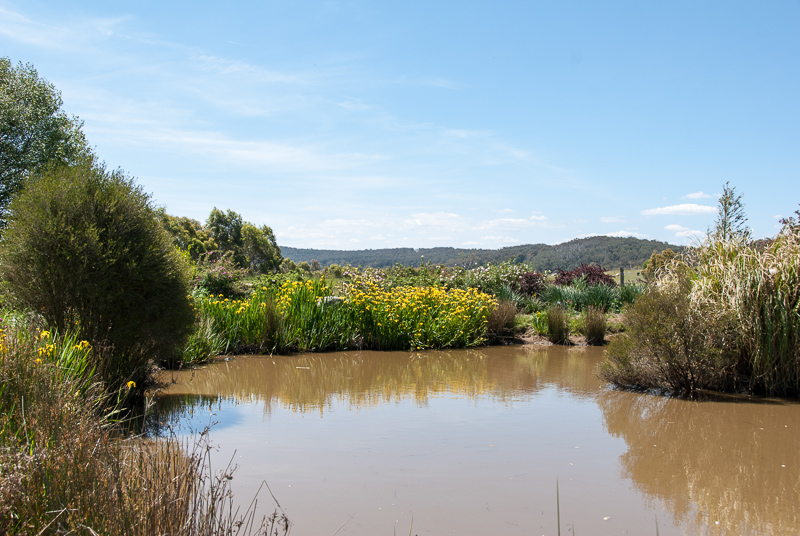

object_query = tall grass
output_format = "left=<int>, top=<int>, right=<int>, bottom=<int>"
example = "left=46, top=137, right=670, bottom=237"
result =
left=601, top=221, right=800, bottom=397
left=580, top=307, right=607, bottom=346
left=486, top=299, right=517, bottom=337
left=0, top=317, right=287, bottom=534
left=545, top=305, right=571, bottom=345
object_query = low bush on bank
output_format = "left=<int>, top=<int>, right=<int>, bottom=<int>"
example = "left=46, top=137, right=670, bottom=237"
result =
left=601, top=196, right=800, bottom=397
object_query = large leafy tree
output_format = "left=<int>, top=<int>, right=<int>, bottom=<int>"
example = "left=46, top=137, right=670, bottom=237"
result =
left=206, top=207, right=281, bottom=272
left=0, top=58, right=89, bottom=223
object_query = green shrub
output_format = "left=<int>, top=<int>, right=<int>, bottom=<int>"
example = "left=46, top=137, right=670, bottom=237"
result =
left=192, top=250, right=249, bottom=298
left=598, top=274, right=737, bottom=395
left=0, top=158, right=194, bottom=388
left=545, top=305, right=571, bottom=344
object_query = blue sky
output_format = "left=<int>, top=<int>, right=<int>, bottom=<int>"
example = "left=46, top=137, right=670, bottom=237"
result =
left=2, top=1, right=799, bottom=250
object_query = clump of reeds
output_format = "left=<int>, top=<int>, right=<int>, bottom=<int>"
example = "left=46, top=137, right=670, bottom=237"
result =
left=545, top=305, right=571, bottom=344
left=0, top=318, right=288, bottom=535
left=486, top=299, right=517, bottom=337
left=581, top=306, right=606, bottom=345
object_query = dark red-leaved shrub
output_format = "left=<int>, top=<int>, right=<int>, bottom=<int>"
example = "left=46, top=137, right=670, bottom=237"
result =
left=518, top=271, right=547, bottom=296
left=554, top=264, right=616, bottom=287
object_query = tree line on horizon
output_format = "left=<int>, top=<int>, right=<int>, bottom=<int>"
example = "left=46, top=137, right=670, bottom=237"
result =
left=280, top=236, right=686, bottom=273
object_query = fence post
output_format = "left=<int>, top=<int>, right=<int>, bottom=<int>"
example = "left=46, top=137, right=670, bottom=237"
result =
left=620, top=267, right=625, bottom=286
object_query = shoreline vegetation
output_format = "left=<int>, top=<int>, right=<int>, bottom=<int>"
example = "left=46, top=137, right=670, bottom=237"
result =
left=601, top=186, right=800, bottom=398
left=4, top=57, right=799, bottom=534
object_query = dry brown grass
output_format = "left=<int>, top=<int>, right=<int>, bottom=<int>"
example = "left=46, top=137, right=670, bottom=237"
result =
left=0, top=321, right=288, bottom=535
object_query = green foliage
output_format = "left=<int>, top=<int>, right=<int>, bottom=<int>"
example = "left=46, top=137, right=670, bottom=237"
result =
left=641, top=248, right=677, bottom=281
left=0, top=158, right=194, bottom=387
left=158, top=210, right=217, bottom=259
left=712, top=181, right=751, bottom=242
left=191, top=280, right=494, bottom=354
left=0, top=58, right=89, bottom=223
left=206, top=208, right=281, bottom=272
left=191, top=250, right=249, bottom=298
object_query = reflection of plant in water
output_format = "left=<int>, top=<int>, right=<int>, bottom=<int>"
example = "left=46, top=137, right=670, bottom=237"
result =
left=597, top=389, right=800, bottom=535
left=155, top=347, right=606, bottom=422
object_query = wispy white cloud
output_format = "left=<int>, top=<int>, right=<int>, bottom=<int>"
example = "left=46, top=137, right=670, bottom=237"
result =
left=682, top=191, right=711, bottom=199
left=641, top=204, right=716, bottom=216
left=665, top=224, right=704, bottom=240
left=0, top=7, right=128, bottom=50
left=403, top=212, right=467, bottom=232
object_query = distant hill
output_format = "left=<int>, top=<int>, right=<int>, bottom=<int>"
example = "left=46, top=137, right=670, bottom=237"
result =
left=281, top=236, right=683, bottom=272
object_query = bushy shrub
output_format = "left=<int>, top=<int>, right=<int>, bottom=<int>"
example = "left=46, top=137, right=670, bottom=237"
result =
left=518, top=271, right=546, bottom=296
left=0, top=158, right=195, bottom=388
left=191, top=250, right=248, bottom=298
left=554, top=263, right=616, bottom=287
left=598, top=274, right=736, bottom=395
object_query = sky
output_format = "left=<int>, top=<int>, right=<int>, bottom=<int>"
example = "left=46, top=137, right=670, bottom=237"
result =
left=2, top=1, right=799, bottom=250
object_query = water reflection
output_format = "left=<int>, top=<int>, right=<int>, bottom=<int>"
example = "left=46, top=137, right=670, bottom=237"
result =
left=154, top=345, right=601, bottom=418
left=151, top=346, right=800, bottom=535
left=598, top=389, right=800, bottom=535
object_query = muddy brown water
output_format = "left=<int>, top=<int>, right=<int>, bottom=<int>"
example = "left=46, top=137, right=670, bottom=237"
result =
left=151, top=346, right=800, bottom=535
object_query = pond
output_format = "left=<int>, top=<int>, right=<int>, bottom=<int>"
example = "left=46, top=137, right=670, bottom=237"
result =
left=150, top=345, right=800, bottom=535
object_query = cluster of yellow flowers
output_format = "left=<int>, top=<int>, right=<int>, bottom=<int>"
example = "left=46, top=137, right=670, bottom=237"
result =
left=37, top=343, right=56, bottom=358
left=347, top=283, right=495, bottom=349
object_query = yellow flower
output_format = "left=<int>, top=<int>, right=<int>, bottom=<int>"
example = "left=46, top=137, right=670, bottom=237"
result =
left=127, top=380, right=136, bottom=389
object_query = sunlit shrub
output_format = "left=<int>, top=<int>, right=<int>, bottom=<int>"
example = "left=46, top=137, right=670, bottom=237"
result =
left=0, top=158, right=194, bottom=388
left=192, top=250, right=249, bottom=298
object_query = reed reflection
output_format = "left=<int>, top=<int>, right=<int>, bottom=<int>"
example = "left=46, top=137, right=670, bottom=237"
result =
left=597, top=389, right=800, bottom=535
left=153, top=346, right=605, bottom=419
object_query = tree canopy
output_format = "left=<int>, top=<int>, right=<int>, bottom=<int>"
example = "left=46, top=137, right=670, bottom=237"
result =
left=0, top=58, right=89, bottom=223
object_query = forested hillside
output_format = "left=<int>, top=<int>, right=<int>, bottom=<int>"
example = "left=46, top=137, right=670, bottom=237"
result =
left=282, top=236, right=683, bottom=271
